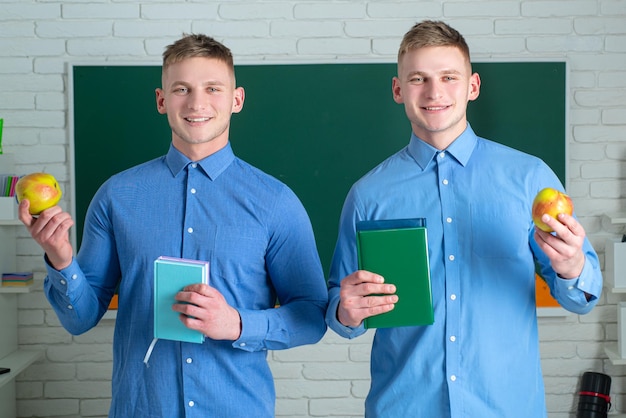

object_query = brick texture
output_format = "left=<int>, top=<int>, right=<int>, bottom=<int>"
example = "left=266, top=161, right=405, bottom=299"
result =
left=2, top=1, right=624, bottom=417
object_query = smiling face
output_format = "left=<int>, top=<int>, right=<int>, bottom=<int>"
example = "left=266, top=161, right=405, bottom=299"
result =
left=156, top=56, right=244, bottom=160
left=392, top=45, right=480, bottom=150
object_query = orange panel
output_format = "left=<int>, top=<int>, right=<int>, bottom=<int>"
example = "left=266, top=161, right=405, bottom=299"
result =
left=535, top=274, right=560, bottom=307
left=108, top=294, right=119, bottom=310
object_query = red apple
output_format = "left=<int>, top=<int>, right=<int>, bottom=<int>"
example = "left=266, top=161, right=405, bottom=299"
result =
left=15, top=172, right=63, bottom=215
left=531, top=187, right=573, bottom=232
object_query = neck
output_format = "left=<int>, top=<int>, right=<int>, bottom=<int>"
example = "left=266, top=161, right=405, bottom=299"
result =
left=412, top=122, right=467, bottom=151
left=172, top=136, right=229, bottom=162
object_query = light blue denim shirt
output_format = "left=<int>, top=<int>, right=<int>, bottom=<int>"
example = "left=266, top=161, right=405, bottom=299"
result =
left=326, top=124, right=601, bottom=418
left=44, top=143, right=328, bottom=417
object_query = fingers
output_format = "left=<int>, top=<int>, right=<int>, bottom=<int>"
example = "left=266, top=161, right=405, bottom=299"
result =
left=534, top=213, right=587, bottom=279
left=337, top=270, right=398, bottom=327
left=341, top=270, right=396, bottom=296
left=173, top=285, right=242, bottom=341
left=19, top=200, right=72, bottom=237
left=17, top=201, right=74, bottom=270
left=538, top=213, right=584, bottom=240
left=17, top=199, right=32, bottom=225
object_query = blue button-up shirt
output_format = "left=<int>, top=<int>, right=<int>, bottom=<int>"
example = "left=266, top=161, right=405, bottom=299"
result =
left=44, top=143, right=328, bottom=417
left=326, top=125, right=602, bottom=418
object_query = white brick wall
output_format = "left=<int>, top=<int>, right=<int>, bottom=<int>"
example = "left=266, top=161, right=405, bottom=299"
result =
left=0, top=1, right=623, bottom=417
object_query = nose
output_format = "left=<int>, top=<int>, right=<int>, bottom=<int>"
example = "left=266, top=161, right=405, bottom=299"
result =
left=187, top=90, right=206, bottom=111
left=424, top=80, right=443, bottom=100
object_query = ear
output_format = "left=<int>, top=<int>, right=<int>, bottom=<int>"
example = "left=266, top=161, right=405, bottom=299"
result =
left=156, top=88, right=167, bottom=115
left=468, top=72, right=481, bottom=102
left=392, top=77, right=404, bottom=104
left=232, top=87, right=245, bottom=114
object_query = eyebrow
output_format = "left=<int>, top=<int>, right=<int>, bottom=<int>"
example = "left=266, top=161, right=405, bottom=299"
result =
left=406, top=69, right=463, bottom=78
left=167, top=79, right=228, bottom=91
left=170, top=79, right=227, bottom=86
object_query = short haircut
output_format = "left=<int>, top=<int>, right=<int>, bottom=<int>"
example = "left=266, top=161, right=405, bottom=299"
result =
left=398, top=20, right=471, bottom=66
left=162, top=33, right=234, bottom=75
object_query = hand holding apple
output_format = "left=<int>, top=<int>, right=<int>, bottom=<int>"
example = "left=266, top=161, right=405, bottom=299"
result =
left=531, top=187, right=573, bottom=232
left=15, top=172, right=63, bottom=215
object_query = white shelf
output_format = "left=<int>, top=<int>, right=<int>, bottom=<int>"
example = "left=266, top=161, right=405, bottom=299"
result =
left=606, top=213, right=626, bottom=225
left=536, top=307, right=570, bottom=317
left=0, top=349, right=43, bottom=390
left=604, top=343, right=626, bottom=365
left=0, top=189, right=43, bottom=418
left=605, top=229, right=626, bottom=366
left=0, top=284, right=35, bottom=294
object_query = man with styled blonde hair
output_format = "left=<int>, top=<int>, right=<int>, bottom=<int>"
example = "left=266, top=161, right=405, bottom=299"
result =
left=20, top=33, right=328, bottom=417
left=326, top=20, right=602, bottom=417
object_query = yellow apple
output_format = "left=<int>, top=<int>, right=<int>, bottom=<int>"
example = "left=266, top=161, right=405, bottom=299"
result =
left=531, top=187, right=573, bottom=232
left=15, top=172, right=62, bottom=215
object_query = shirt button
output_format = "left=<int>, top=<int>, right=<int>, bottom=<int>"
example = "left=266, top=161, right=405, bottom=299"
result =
left=186, top=358, right=192, bottom=364
left=450, top=375, right=457, bottom=382
left=450, top=336, right=456, bottom=342
left=191, top=163, right=197, bottom=169
left=450, top=294, right=457, bottom=300
left=60, top=279, right=66, bottom=285
left=446, top=217, right=452, bottom=223
left=188, top=400, right=195, bottom=407
left=190, top=188, right=196, bottom=194
left=71, top=274, right=78, bottom=280
left=442, top=179, right=449, bottom=185
left=187, top=227, right=193, bottom=233
left=439, top=152, right=445, bottom=158
left=240, top=342, right=246, bottom=347
left=580, top=281, right=585, bottom=286
left=67, top=305, right=73, bottom=310
left=448, top=255, right=455, bottom=261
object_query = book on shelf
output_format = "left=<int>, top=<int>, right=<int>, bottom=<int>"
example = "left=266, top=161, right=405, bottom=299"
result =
left=2, top=272, right=34, bottom=287
left=356, top=218, right=434, bottom=329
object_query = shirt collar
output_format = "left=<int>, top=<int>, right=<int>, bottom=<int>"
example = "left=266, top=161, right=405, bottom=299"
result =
left=165, top=142, right=236, bottom=180
left=407, top=123, right=478, bottom=170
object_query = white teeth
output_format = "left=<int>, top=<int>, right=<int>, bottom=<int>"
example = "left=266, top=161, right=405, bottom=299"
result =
left=186, top=117, right=209, bottom=122
left=425, top=106, right=446, bottom=111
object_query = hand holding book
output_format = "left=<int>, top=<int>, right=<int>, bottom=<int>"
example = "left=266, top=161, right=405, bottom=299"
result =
left=144, top=256, right=209, bottom=366
left=336, top=270, right=398, bottom=328
left=337, top=218, right=434, bottom=329
left=145, top=256, right=243, bottom=366
left=173, top=283, right=242, bottom=341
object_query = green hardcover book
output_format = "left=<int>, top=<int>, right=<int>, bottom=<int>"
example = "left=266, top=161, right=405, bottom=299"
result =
left=357, top=218, right=434, bottom=329
left=153, top=256, right=209, bottom=344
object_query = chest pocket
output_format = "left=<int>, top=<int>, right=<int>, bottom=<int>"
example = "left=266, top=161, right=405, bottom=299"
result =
left=211, top=225, right=268, bottom=285
left=470, top=203, right=530, bottom=260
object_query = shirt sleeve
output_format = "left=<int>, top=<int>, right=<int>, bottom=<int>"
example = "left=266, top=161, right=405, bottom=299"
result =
left=549, top=251, right=602, bottom=314
left=43, top=257, right=112, bottom=335
left=325, top=287, right=367, bottom=339
left=232, top=186, right=328, bottom=352
left=325, top=185, right=369, bottom=339
left=43, top=183, right=120, bottom=335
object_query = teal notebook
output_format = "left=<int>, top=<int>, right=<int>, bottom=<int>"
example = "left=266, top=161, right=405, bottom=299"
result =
left=356, top=218, right=434, bottom=329
left=153, top=256, right=209, bottom=344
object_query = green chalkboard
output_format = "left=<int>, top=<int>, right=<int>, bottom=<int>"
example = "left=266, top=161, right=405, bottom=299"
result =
left=71, top=61, right=566, bottom=273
